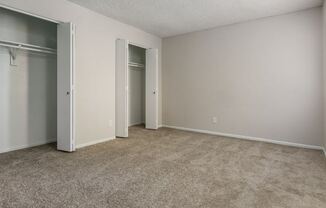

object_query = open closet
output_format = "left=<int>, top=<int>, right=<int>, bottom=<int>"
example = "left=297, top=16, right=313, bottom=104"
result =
left=128, top=45, right=146, bottom=127
left=116, top=40, right=158, bottom=137
left=0, top=6, right=75, bottom=153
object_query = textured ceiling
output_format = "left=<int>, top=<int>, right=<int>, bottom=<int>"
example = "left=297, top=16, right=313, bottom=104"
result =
left=68, top=0, right=324, bottom=37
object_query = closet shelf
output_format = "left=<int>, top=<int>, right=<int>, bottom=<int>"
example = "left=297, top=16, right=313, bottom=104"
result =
left=129, top=62, right=145, bottom=68
left=0, top=39, right=57, bottom=54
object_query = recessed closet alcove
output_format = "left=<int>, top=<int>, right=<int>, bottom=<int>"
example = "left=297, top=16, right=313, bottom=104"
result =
left=116, top=40, right=159, bottom=138
left=128, top=44, right=146, bottom=127
left=0, top=6, right=75, bottom=153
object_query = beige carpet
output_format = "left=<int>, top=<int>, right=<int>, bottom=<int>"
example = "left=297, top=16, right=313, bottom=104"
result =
left=0, top=126, right=326, bottom=208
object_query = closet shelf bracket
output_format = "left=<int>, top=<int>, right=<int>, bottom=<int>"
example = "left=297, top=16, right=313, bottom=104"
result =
left=9, top=48, right=18, bottom=66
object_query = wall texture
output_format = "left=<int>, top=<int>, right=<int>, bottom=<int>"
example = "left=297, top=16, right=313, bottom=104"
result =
left=163, top=8, right=323, bottom=147
left=0, top=8, right=57, bottom=153
left=0, top=0, right=162, bottom=149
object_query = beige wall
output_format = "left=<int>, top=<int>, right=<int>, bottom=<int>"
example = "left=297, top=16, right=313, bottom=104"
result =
left=0, top=0, right=162, bottom=148
left=163, top=8, right=323, bottom=147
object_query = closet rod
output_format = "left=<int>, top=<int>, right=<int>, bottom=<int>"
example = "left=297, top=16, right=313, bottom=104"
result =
left=129, top=62, right=145, bottom=68
left=0, top=40, right=57, bottom=54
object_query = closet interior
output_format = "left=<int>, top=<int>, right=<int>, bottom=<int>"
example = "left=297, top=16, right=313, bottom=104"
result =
left=0, top=6, right=75, bottom=153
left=128, top=44, right=146, bottom=128
left=0, top=7, right=58, bottom=153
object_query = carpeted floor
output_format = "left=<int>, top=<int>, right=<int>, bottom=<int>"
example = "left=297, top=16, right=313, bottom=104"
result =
left=0, top=126, right=326, bottom=208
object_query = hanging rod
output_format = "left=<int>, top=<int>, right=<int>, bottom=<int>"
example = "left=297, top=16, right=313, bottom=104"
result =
left=128, top=62, right=145, bottom=68
left=0, top=40, right=57, bottom=54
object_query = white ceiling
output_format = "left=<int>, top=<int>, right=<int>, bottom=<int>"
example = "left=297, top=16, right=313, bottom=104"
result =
left=68, top=0, right=324, bottom=37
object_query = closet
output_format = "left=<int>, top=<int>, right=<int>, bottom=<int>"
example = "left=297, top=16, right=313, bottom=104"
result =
left=116, top=40, right=158, bottom=137
left=0, top=6, right=75, bottom=153
left=128, top=45, right=146, bottom=127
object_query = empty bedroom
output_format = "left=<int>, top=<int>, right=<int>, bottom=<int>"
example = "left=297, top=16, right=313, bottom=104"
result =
left=0, top=0, right=325, bottom=208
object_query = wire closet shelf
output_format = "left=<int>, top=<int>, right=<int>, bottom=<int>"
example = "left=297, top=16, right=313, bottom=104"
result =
left=128, top=62, right=145, bottom=68
left=0, top=39, right=57, bottom=54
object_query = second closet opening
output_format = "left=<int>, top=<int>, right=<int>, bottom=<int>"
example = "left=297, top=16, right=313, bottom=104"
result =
left=116, top=39, right=158, bottom=138
left=128, top=44, right=146, bottom=128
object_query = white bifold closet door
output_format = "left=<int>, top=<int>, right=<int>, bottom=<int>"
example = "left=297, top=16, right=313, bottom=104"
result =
left=145, top=48, right=159, bottom=129
left=57, top=22, right=76, bottom=152
left=115, top=39, right=129, bottom=137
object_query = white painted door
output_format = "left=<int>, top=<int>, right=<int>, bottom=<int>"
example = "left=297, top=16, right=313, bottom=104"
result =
left=146, top=48, right=159, bottom=129
left=57, top=22, right=75, bottom=152
left=115, top=39, right=129, bottom=137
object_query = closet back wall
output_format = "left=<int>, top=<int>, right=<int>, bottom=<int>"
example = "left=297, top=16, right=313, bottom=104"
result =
left=163, top=7, right=323, bottom=147
left=0, top=8, right=57, bottom=153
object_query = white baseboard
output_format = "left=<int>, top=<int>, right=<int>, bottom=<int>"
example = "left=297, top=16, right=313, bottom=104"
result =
left=162, top=125, right=323, bottom=150
left=323, top=148, right=326, bottom=158
left=76, top=137, right=116, bottom=149
left=0, top=138, right=56, bottom=154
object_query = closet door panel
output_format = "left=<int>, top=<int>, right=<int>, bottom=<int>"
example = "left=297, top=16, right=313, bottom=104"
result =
left=116, top=39, right=129, bottom=137
left=146, top=48, right=159, bottom=129
left=57, top=22, right=75, bottom=152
